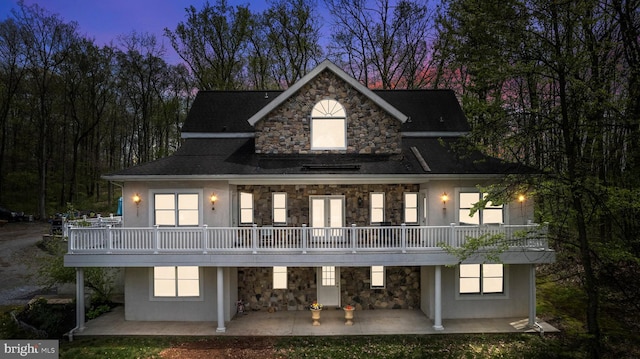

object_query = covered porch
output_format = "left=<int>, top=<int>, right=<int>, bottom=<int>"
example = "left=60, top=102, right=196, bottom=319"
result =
left=72, top=305, right=558, bottom=337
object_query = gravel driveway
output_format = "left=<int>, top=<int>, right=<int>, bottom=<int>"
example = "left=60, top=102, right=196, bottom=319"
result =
left=0, top=221, right=53, bottom=305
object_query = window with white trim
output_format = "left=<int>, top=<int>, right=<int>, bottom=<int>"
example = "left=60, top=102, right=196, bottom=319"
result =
left=371, top=266, right=385, bottom=288
left=322, top=266, right=336, bottom=286
left=459, top=192, right=503, bottom=225
left=370, top=192, right=385, bottom=224
left=311, top=99, right=346, bottom=149
left=404, top=193, right=419, bottom=224
left=153, top=266, right=200, bottom=297
left=272, top=193, right=287, bottom=224
left=154, top=193, right=199, bottom=226
left=239, top=192, right=254, bottom=224
left=273, top=266, right=287, bottom=289
left=459, top=264, right=504, bottom=294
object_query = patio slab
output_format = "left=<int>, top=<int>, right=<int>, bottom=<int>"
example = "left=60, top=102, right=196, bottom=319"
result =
left=72, top=306, right=558, bottom=337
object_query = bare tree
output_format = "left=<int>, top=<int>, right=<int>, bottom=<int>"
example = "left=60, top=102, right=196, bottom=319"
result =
left=264, top=0, right=323, bottom=87
left=325, top=0, right=433, bottom=89
left=14, top=0, right=78, bottom=219
left=164, top=0, right=251, bottom=90
left=0, top=17, right=26, bottom=203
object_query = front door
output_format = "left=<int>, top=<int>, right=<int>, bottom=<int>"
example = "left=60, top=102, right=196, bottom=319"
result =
left=317, top=266, right=341, bottom=307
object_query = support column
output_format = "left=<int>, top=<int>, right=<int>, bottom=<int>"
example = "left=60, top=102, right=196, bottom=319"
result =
left=216, top=267, right=226, bottom=333
left=528, top=264, right=537, bottom=327
left=76, top=268, right=86, bottom=332
left=433, top=265, right=444, bottom=331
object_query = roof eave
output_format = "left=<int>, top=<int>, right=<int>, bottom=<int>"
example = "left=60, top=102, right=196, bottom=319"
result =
left=102, top=173, right=504, bottom=184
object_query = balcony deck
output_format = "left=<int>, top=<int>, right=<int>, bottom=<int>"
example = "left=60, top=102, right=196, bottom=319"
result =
left=64, top=223, right=554, bottom=267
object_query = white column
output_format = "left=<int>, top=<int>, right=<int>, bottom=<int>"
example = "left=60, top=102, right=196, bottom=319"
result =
left=216, top=267, right=226, bottom=332
left=76, top=268, right=86, bottom=331
left=528, top=264, right=536, bottom=327
left=433, top=265, right=444, bottom=330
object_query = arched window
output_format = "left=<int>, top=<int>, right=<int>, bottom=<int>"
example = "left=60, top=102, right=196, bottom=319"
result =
left=311, top=99, right=346, bottom=149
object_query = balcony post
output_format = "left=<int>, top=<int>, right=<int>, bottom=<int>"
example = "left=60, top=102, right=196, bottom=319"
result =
left=68, top=226, right=74, bottom=253
left=401, top=223, right=407, bottom=253
left=216, top=267, right=226, bottom=332
left=528, top=264, right=537, bottom=328
left=75, top=268, right=86, bottom=332
left=449, top=223, right=456, bottom=247
left=154, top=225, right=160, bottom=254
left=202, top=224, right=208, bottom=254
left=252, top=224, right=258, bottom=254
left=302, top=224, right=308, bottom=254
left=351, top=224, right=357, bottom=253
left=106, top=225, right=113, bottom=254
left=433, top=265, right=444, bottom=330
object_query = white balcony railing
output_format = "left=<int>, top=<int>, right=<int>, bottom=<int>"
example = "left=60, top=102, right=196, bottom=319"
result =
left=67, top=223, right=548, bottom=255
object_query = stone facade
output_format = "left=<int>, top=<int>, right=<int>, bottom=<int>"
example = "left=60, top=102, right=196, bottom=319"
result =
left=237, top=266, right=421, bottom=311
left=254, top=70, right=402, bottom=155
left=237, top=184, right=420, bottom=227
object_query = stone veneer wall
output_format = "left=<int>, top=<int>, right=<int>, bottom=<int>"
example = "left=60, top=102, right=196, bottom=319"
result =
left=237, top=184, right=419, bottom=226
left=237, top=266, right=421, bottom=311
left=254, top=70, right=402, bottom=155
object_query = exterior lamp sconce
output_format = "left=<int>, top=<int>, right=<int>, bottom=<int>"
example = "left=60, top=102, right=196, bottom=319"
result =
left=518, top=194, right=526, bottom=212
left=133, top=194, right=141, bottom=216
left=441, top=192, right=449, bottom=211
left=210, top=194, right=218, bottom=210
left=358, top=197, right=363, bottom=208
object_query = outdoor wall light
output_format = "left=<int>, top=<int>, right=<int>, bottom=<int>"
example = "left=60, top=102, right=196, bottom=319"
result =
left=441, top=192, right=449, bottom=210
left=210, top=193, right=218, bottom=210
left=358, top=197, right=363, bottom=207
left=518, top=194, right=526, bottom=203
left=133, top=194, right=141, bottom=206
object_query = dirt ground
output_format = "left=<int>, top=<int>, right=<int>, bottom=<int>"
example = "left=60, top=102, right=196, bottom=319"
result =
left=0, top=221, right=52, bottom=306
left=158, top=337, right=283, bottom=359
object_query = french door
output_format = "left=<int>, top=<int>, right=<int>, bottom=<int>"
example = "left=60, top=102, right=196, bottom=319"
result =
left=310, top=196, right=345, bottom=242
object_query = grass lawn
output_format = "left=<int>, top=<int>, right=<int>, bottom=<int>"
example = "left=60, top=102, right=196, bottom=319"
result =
left=60, top=333, right=576, bottom=359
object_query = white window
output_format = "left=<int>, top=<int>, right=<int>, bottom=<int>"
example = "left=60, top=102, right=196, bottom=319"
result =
left=239, top=192, right=253, bottom=224
left=404, top=193, right=419, bottom=224
left=154, top=193, right=199, bottom=226
left=273, top=266, right=287, bottom=289
left=153, top=266, right=200, bottom=297
left=459, top=264, right=504, bottom=294
left=371, top=266, right=385, bottom=288
left=370, top=193, right=385, bottom=224
left=311, top=99, right=346, bottom=149
left=459, top=192, right=503, bottom=225
left=272, top=193, right=287, bottom=224
left=322, top=266, right=336, bottom=286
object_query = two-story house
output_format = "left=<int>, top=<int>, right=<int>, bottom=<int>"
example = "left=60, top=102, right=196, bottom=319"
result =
left=64, top=60, right=554, bottom=333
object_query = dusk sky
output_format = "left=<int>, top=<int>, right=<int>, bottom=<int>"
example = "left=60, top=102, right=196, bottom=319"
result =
left=0, top=0, right=287, bottom=64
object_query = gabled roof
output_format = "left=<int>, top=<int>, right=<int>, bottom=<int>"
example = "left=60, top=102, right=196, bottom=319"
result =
left=246, top=59, right=408, bottom=126
left=181, top=89, right=469, bottom=135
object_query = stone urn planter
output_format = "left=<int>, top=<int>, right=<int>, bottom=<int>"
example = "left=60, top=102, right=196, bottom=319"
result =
left=310, top=301, right=323, bottom=326
left=343, top=305, right=355, bottom=326
left=310, top=309, right=322, bottom=326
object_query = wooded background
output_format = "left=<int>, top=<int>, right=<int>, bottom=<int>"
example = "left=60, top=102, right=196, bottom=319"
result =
left=1, top=0, right=639, bottom=357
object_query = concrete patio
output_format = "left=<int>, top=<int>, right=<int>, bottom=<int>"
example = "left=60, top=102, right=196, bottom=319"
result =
left=73, top=306, right=558, bottom=337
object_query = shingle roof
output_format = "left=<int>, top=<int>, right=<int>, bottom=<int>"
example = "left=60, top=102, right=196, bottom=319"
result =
left=105, top=137, right=527, bottom=179
left=180, top=89, right=468, bottom=134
